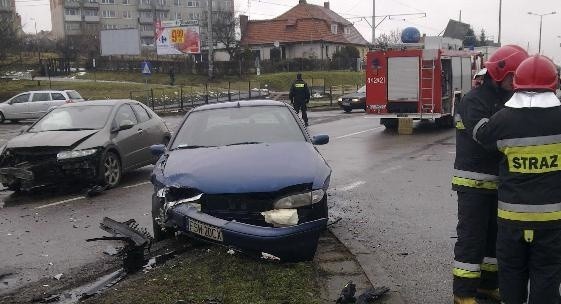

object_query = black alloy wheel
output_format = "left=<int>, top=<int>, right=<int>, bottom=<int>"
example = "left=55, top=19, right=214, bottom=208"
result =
left=0, top=112, right=5, bottom=124
left=102, top=151, right=122, bottom=188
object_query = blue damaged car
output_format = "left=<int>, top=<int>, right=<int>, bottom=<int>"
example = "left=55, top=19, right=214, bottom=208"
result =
left=150, top=100, right=331, bottom=261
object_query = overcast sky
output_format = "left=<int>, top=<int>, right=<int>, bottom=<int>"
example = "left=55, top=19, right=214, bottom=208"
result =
left=17, top=0, right=561, bottom=63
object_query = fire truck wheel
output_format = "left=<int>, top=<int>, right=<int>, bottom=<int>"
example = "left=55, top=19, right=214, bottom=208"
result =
left=436, top=115, right=454, bottom=129
left=381, top=118, right=398, bottom=130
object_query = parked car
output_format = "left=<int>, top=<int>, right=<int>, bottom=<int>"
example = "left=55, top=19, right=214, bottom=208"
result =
left=0, top=90, right=85, bottom=123
left=150, top=100, right=331, bottom=261
left=0, top=100, right=170, bottom=191
left=337, top=86, right=366, bottom=113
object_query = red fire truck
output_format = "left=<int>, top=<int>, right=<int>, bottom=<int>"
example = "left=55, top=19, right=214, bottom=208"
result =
left=365, top=45, right=481, bottom=129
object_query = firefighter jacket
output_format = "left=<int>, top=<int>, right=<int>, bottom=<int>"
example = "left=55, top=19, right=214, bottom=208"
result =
left=452, top=79, right=512, bottom=193
left=474, top=91, right=561, bottom=228
left=289, top=79, right=310, bottom=104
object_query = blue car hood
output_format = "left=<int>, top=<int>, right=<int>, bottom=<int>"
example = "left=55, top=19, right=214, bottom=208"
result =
left=154, top=142, right=330, bottom=194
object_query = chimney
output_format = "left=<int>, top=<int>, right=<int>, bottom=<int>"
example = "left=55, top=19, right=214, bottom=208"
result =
left=324, top=2, right=330, bottom=9
left=299, top=0, right=306, bottom=4
left=240, top=15, right=249, bottom=38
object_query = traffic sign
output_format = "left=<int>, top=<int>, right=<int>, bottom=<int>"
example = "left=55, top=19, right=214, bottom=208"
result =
left=141, top=61, right=151, bottom=76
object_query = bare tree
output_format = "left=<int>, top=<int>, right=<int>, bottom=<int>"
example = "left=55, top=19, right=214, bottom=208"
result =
left=0, top=15, right=21, bottom=60
left=374, top=29, right=402, bottom=47
left=211, top=11, right=240, bottom=61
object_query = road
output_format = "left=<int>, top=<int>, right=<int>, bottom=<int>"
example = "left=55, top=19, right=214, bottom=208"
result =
left=0, top=110, right=459, bottom=303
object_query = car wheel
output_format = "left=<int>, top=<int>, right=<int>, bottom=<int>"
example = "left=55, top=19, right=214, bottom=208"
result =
left=0, top=112, right=4, bottom=124
left=6, top=182, right=21, bottom=192
left=101, top=151, right=122, bottom=188
left=343, top=107, right=352, bottom=113
left=151, top=194, right=176, bottom=241
left=381, top=118, right=398, bottom=130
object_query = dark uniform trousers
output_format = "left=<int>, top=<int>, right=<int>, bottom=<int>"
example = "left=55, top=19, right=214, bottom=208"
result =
left=293, top=101, right=308, bottom=125
left=497, top=225, right=561, bottom=304
left=453, top=192, right=499, bottom=296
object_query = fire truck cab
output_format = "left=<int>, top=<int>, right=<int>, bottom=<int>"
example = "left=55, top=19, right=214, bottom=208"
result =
left=365, top=42, right=479, bottom=129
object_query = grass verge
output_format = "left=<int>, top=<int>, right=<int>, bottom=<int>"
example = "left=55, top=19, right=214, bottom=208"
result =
left=85, top=246, right=321, bottom=304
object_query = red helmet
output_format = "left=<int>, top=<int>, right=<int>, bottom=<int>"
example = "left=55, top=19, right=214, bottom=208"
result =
left=485, top=45, right=529, bottom=82
left=514, top=55, right=559, bottom=92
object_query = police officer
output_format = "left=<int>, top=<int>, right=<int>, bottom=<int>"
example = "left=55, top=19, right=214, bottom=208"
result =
left=452, top=45, right=528, bottom=304
left=474, top=55, right=561, bottom=304
left=289, top=73, right=310, bottom=126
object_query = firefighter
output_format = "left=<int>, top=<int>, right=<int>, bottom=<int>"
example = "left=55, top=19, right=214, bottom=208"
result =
left=474, top=55, right=561, bottom=304
left=289, top=73, right=310, bottom=126
left=473, top=68, right=487, bottom=88
left=452, top=45, right=529, bottom=304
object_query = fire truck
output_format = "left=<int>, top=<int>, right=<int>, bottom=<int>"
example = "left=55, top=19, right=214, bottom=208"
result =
left=365, top=39, right=482, bottom=129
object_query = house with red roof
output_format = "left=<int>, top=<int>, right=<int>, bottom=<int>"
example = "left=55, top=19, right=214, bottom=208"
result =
left=240, top=0, right=369, bottom=61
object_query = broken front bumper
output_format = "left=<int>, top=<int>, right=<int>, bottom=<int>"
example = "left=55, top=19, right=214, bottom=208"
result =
left=166, top=204, right=327, bottom=262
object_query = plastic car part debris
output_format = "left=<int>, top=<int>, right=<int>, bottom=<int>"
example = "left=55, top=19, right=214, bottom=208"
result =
left=356, top=287, right=390, bottom=303
left=86, top=217, right=152, bottom=273
left=103, top=245, right=119, bottom=256
left=53, top=273, right=63, bottom=280
left=261, top=209, right=299, bottom=227
left=85, top=184, right=108, bottom=197
left=261, top=252, right=281, bottom=261
left=336, top=281, right=357, bottom=303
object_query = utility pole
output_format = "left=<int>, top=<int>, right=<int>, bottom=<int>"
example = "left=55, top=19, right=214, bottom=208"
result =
left=207, top=0, right=214, bottom=79
left=371, top=0, right=375, bottom=44
left=498, top=0, right=502, bottom=45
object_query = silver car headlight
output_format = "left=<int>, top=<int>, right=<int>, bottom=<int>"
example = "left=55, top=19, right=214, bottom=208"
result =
left=352, top=98, right=360, bottom=102
left=337, top=97, right=343, bottom=102
left=57, top=148, right=97, bottom=160
left=273, top=189, right=325, bottom=209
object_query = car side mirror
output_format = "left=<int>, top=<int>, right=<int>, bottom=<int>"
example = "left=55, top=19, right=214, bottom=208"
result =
left=150, top=144, right=166, bottom=157
left=312, top=134, right=329, bottom=145
left=117, top=120, right=135, bottom=132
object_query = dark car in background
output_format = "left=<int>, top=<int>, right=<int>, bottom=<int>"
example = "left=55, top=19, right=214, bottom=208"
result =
left=150, top=100, right=331, bottom=261
left=0, top=100, right=170, bottom=191
left=337, top=85, right=366, bottom=113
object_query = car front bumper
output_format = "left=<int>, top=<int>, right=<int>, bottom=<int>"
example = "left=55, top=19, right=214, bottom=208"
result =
left=166, top=204, right=327, bottom=262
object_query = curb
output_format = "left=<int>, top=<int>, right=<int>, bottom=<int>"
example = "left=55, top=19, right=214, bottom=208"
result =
left=329, top=228, right=407, bottom=304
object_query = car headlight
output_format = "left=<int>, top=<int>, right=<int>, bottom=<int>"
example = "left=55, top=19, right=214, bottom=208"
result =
left=273, top=189, right=325, bottom=209
left=352, top=98, right=360, bottom=102
left=337, top=97, right=343, bottom=102
left=57, top=148, right=97, bottom=160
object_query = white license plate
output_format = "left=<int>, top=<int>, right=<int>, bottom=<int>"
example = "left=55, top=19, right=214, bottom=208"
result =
left=342, top=102, right=350, bottom=106
left=189, top=219, right=223, bottom=242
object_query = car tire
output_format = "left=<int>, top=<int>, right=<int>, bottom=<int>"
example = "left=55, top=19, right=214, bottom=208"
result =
left=6, top=182, right=21, bottom=192
left=151, top=194, right=176, bottom=241
left=435, top=115, right=454, bottom=129
left=0, top=112, right=4, bottom=124
left=100, top=150, right=122, bottom=188
left=343, top=107, right=352, bottom=113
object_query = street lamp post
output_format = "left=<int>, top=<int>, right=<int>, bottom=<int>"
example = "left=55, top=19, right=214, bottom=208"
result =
left=528, top=11, right=557, bottom=54
left=30, top=18, right=41, bottom=61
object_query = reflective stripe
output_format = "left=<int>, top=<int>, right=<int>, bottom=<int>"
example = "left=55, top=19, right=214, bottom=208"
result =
left=454, top=261, right=480, bottom=272
left=481, top=259, right=498, bottom=272
left=473, top=118, right=489, bottom=142
left=453, top=169, right=498, bottom=181
left=524, top=230, right=534, bottom=243
left=500, top=143, right=561, bottom=174
left=456, top=121, right=465, bottom=130
left=453, top=268, right=481, bottom=279
left=294, top=83, right=305, bottom=88
left=497, top=134, right=561, bottom=149
left=499, top=201, right=561, bottom=213
left=451, top=177, right=497, bottom=190
left=498, top=201, right=561, bottom=222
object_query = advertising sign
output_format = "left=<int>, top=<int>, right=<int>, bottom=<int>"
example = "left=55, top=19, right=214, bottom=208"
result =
left=155, top=20, right=201, bottom=55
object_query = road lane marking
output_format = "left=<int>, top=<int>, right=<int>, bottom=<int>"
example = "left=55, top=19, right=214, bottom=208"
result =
left=122, top=181, right=151, bottom=189
left=34, top=196, right=85, bottom=210
left=380, top=165, right=403, bottom=174
left=338, top=181, right=366, bottom=192
left=335, top=127, right=384, bottom=139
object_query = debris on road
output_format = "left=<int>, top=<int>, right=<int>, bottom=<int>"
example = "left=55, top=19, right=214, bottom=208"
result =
left=103, top=245, right=119, bottom=256
left=261, top=252, right=281, bottom=261
left=356, top=287, right=390, bottom=303
left=336, top=281, right=356, bottom=303
left=53, top=273, right=63, bottom=280
left=85, top=184, right=108, bottom=197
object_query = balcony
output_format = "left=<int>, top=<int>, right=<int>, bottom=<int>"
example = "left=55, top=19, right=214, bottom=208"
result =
left=84, top=15, right=100, bottom=22
left=140, top=30, right=154, bottom=37
left=64, top=1, right=80, bottom=8
left=83, top=1, right=99, bottom=8
left=66, top=29, right=83, bottom=35
left=138, top=17, right=153, bottom=24
left=137, top=3, right=152, bottom=10
left=65, top=14, right=82, bottom=22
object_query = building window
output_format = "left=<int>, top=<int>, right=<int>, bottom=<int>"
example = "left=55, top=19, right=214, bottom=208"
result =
left=188, top=12, right=200, bottom=20
left=158, top=12, right=168, bottom=19
left=101, top=10, right=116, bottom=18
left=122, top=0, right=129, bottom=4
left=142, top=24, right=153, bottom=31
left=84, top=9, right=97, bottom=16
left=344, top=27, right=351, bottom=35
left=101, top=0, right=115, bottom=3
left=141, top=11, right=151, bottom=18
left=159, top=0, right=165, bottom=5
left=186, top=1, right=199, bottom=7
left=0, top=0, right=9, bottom=8
left=174, top=0, right=180, bottom=5
left=331, top=24, right=338, bottom=34
left=103, top=24, right=118, bottom=30
left=65, top=8, right=80, bottom=15
left=141, top=37, right=154, bottom=45
left=141, top=0, right=150, bottom=4
left=64, top=23, right=80, bottom=30
left=224, top=0, right=231, bottom=9
left=123, top=11, right=133, bottom=18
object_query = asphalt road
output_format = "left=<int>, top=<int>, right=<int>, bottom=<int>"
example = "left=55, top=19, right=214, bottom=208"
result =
left=0, top=110, right=460, bottom=303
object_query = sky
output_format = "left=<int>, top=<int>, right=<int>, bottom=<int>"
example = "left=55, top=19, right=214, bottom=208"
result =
left=16, top=0, right=561, bottom=64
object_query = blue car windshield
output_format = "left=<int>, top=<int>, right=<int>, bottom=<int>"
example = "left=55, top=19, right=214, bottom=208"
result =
left=29, top=105, right=113, bottom=132
left=172, top=106, right=306, bottom=149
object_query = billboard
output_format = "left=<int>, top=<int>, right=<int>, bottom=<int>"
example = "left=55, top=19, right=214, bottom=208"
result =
left=100, top=29, right=141, bottom=56
left=155, top=20, right=201, bottom=55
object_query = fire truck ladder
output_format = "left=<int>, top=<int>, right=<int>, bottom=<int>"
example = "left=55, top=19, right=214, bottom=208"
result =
left=420, top=59, right=435, bottom=115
